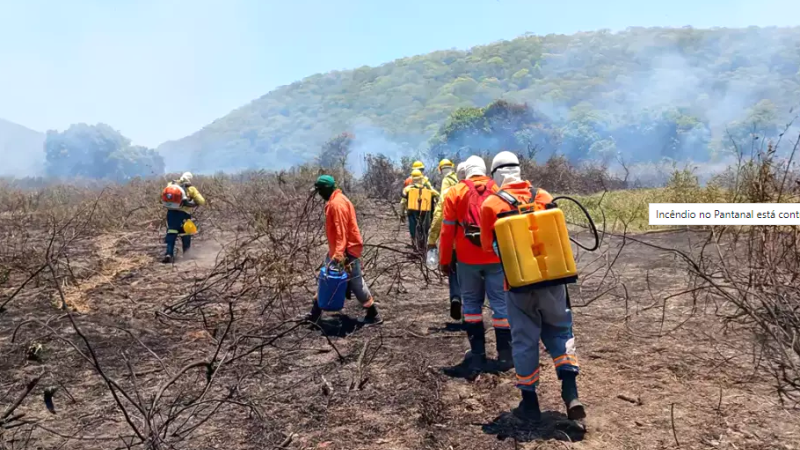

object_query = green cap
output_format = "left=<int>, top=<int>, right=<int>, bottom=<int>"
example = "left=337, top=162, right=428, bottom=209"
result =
left=314, top=175, right=336, bottom=190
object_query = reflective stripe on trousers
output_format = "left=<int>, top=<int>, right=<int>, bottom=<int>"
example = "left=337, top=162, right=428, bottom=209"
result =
left=457, top=262, right=507, bottom=327
left=506, top=285, right=579, bottom=391
left=165, top=209, right=192, bottom=256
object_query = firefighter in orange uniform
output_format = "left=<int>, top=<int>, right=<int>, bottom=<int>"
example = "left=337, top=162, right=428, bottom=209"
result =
left=303, top=175, right=382, bottom=326
left=438, top=155, right=511, bottom=380
left=479, top=151, right=584, bottom=424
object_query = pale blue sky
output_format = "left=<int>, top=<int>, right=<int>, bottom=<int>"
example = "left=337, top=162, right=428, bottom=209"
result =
left=1, top=0, right=798, bottom=148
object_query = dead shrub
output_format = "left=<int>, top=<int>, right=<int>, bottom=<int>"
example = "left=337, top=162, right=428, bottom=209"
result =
left=679, top=136, right=800, bottom=403
left=521, top=155, right=627, bottom=194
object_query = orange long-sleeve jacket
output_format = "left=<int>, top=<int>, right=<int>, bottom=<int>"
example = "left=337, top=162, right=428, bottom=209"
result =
left=325, top=190, right=364, bottom=259
left=479, top=181, right=554, bottom=254
left=439, top=175, right=500, bottom=266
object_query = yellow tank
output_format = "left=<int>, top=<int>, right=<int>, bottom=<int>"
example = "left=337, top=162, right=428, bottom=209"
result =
left=182, top=219, right=198, bottom=235
left=494, top=207, right=577, bottom=289
left=407, top=187, right=433, bottom=212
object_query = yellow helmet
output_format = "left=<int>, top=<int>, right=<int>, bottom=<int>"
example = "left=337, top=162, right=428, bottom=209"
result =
left=183, top=219, right=198, bottom=235
left=411, top=169, right=423, bottom=178
left=438, top=159, right=454, bottom=172
left=411, top=161, right=425, bottom=171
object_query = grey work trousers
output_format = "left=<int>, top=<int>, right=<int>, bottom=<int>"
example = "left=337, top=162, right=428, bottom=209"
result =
left=506, top=285, right=579, bottom=391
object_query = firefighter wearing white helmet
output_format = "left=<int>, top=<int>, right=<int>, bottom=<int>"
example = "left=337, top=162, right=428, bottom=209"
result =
left=160, top=172, right=206, bottom=264
left=479, top=151, right=585, bottom=425
left=428, top=159, right=463, bottom=320
left=439, top=155, right=509, bottom=380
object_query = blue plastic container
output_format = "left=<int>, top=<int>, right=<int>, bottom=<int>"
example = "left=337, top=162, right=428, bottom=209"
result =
left=317, top=266, right=348, bottom=311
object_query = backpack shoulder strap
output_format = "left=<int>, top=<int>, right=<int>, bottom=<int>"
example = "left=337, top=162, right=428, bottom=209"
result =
left=495, top=190, right=520, bottom=208
left=530, top=187, right=557, bottom=209
left=462, top=179, right=475, bottom=189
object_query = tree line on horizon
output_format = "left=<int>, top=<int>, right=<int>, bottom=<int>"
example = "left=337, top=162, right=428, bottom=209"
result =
left=26, top=26, right=800, bottom=181
left=157, top=26, right=800, bottom=173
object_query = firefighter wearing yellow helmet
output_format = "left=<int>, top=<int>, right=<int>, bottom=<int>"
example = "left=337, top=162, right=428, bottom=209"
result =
left=438, top=159, right=454, bottom=173
left=401, top=169, right=439, bottom=250
left=429, top=159, right=463, bottom=320
left=404, top=160, right=429, bottom=187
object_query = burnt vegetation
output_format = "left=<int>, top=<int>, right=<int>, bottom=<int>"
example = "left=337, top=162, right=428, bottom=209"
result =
left=1, top=138, right=800, bottom=449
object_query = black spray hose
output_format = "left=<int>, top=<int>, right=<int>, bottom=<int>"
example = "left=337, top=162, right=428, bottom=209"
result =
left=551, top=195, right=601, bottom=252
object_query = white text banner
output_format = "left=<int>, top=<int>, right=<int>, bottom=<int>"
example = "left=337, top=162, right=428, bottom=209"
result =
left=649, top=203, right=800, bottom=225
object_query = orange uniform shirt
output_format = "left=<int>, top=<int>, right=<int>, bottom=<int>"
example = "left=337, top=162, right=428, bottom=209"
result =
left=325, top=190, right=364, bottom=259
left=479, top=180, right=554, bottom=254
left=439, top=175, right=501, bottom=266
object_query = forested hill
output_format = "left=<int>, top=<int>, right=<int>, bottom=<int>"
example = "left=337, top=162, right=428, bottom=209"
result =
left=158, top=26, right=800, bottom=173
left=0, top=119, right=45, bottom=177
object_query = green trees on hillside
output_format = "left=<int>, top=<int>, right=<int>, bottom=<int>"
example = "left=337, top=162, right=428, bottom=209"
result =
left=45, top=124, right=164, bottom=180
left=429, top=100, right=559, bottom=160
left=158, top=26, right=800, bottom=172
left=318, top=132, right=354, bottom=170
left=428, top=99, right=715, bottom=164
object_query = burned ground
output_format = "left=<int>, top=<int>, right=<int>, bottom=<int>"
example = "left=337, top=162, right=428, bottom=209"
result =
left=1, top=182, right=799, bottom=450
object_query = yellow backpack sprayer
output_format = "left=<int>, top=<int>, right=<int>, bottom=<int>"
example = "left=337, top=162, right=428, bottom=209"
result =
left=493, top=188, right=599, bottom=291
left=407, top=186, right=433, bottom=212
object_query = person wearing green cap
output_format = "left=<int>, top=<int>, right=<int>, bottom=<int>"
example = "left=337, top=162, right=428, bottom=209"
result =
left=303, top=175, right=382, bottom=325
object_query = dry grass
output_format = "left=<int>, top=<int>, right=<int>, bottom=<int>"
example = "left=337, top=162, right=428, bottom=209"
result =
left=0, top=152, right=799, bottom=449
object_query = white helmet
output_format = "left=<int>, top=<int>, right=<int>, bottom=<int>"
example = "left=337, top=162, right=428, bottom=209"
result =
left=491, top=151, right=520, bottom=174
left=179, top=172, right=193, bottom=184
left=491, top=151, right=522, bottom=186
left=464, top=155, right=487, bottom=179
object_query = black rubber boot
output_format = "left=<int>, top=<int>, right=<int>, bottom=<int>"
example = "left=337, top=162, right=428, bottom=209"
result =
left=512, top=389, right=542, bottom=423
left=300, top=302, right=322, bottom=324
left=161, top=254, right=174, bottom=264
left=359, top=305, right=383, bottom=325
left=449, top=298, right=462, bottom=321
left=466, top=322, right=487, bottom=375
left=443, top=322, right=486, bottom=380
left=560, top=371, right=586, bottom=421
left=494, top=328, right=514, bottom=372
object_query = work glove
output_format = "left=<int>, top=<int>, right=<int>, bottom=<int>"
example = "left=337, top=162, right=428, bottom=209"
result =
left=331, top=254, right=346, bottom=269
left=400, top=214, right=406, bottom=224
left=182, top=199, right=197, bottom=207
left=439, top=263, right=451, bottom=276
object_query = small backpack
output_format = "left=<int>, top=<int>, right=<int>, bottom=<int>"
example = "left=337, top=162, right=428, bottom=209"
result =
left=161, top=183, right=187, bottom=210
left=460, top=179, right=496, bottom=246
